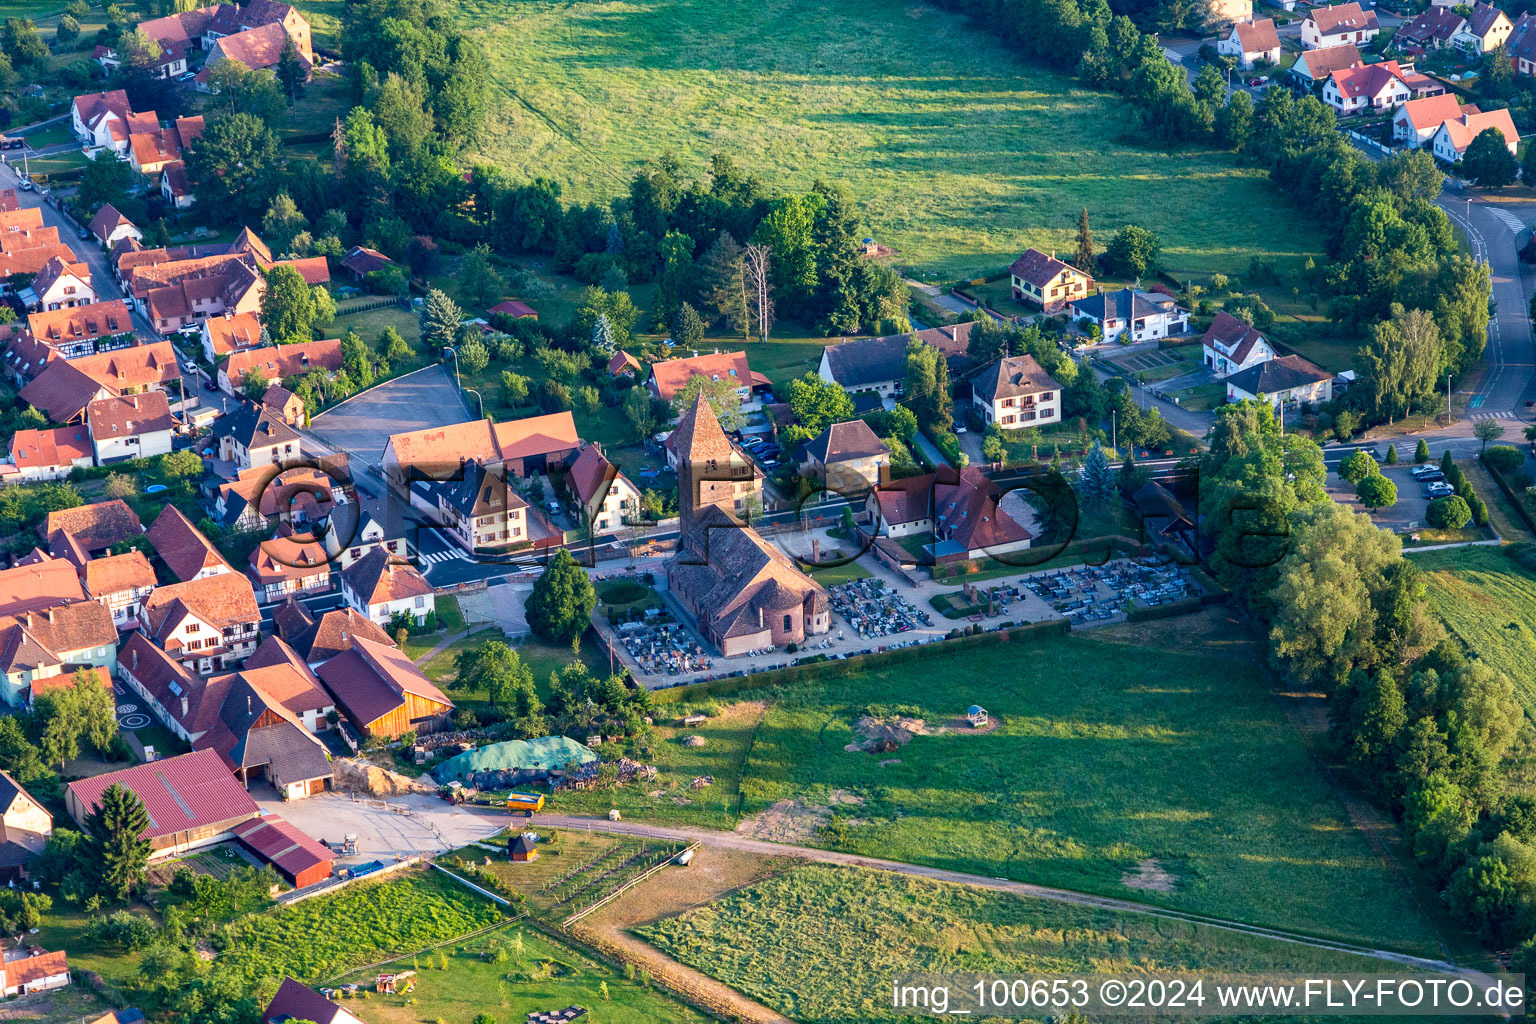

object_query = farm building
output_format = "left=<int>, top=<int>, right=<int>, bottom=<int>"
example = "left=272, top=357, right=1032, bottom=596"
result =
left=0, top=770, right=51, bottom=878
left=231, top=815, right=335, bottom=888
left=264, top=977, right=368, bottom=1024
left=433, top=736, right=597, bottom=788
left=0, top=948, right=69, bottom=997
left=64, top=749, right=260, bottom=860
left=316, top=635, right=452, bottom=740
left=509, top=833, right=537, bottom=862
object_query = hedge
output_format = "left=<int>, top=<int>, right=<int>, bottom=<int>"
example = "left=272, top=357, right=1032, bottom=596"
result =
left=1482, top=458, right=1536, bottom=536
left=649, top=619, right=1070, bottom=704
left=1126, top=596, right=1203, bottom=622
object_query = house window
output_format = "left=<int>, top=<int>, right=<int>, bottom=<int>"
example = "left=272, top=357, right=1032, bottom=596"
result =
left=186, top=622, right=199, bottom=633
left=783, top=614, right=791, bottom=632
left=415, top=596, right=426, bottom=608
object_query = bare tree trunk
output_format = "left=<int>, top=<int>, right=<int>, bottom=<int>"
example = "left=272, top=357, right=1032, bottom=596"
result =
left=744, top=243, right=775, bottom=342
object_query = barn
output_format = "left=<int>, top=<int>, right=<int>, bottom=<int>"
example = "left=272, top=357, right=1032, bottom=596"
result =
left=231, top=815, right=336, bottom=889
left=63, top=750, right=259, bottom=860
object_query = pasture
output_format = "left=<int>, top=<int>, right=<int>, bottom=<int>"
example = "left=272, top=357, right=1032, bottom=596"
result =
left=362, top=0, right=1314, bottom=280
left=639, top=863, right=1421, bottom=1023
left=553, top=609, right=1441, bottom=954
left=1411, top=544, right=1536, bottom=716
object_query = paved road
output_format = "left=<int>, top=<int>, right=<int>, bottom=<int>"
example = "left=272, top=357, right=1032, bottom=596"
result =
left=520, top=812, right=1474, bottom=976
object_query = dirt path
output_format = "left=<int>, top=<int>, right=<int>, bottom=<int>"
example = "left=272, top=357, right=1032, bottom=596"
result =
left=569, top=846, right=797, bottom=1024
left=519, top=812, right=1483, bottom=978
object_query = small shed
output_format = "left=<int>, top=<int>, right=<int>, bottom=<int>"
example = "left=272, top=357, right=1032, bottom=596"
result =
left=967, top=705, right=988, bottom=727
left=509, top=833, right=538, bottom=862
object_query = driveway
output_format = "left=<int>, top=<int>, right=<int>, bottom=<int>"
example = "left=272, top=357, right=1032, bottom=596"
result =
left=309, top=365, right=473, bottom=474
left=256, top=789, right=502, bottom=867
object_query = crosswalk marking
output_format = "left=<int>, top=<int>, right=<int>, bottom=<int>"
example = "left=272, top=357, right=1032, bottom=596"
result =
left=419, top=548, right=470, bottom=566
left=1470, top=411, right=1520, bottom=421
left=1489, top=208, right=1526, bottom=234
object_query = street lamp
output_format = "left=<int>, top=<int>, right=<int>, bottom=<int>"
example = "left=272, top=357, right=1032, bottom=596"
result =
left=443, top=345, right=485, bottom=419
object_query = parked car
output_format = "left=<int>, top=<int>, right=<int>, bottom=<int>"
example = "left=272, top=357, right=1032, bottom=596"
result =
left=178, top=71, right=196, bottom=82
left=954, top=424, right=968, bottom=434
left=1410, top=465, right=1444, bottom=480
left=204, top=379, right=218, bottom=392
left=1425, top=481, right=1455, bottom=498
left=546, top=500, right=561, bottom=515
left=0, top=138, right=21, bottom=150
left=17, top=180, right=33, bottom=192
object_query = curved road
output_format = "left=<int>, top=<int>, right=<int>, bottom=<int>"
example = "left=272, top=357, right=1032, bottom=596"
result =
left=517, top=811, right=1485, bottom=978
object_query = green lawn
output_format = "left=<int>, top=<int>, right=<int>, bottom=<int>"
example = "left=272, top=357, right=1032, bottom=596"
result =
left=640, top=864, right=1421, bottom=1023
left=565, top=610, right=1442, bottom=954
left=1410, top=545, right=1536, bottom=716
left=346, top=0, right=1318, bottom=281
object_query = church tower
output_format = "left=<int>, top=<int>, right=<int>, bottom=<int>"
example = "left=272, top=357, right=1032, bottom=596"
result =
left=671, top=391, right=742, bottom=539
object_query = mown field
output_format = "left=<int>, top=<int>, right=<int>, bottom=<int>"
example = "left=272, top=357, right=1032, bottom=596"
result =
left=289, top=0, right=1314, bottom=280
left=1411, top=544, right=1536, bottom=716
left=639, top=863, right=1422, bottom=1023
left=553, top=610, right=1440, bottom=955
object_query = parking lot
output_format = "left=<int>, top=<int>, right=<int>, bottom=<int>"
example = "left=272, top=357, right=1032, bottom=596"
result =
left=309, top=365, right=472, bottom=474
left=255, top=790, right=502, bottom=867
left=1328, top=463, right=1438, bottom=531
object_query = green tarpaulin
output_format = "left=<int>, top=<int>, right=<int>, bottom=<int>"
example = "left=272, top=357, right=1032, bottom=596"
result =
left=434, top=736, right=598, bottom=785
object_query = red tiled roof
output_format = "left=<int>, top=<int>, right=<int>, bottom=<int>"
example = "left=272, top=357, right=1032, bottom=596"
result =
left=487, top=299, right=536, bottom=319
left=0, top=559, right=86, bottom=615
left=649, top=350, right=755, bottom=402
left=232, top=815, right=334, bottom=880
left=148, top=504, right=233, bottom=582
left=65, top=749, right=259, bottom=840
left=9, top=425, right=91, bottom=471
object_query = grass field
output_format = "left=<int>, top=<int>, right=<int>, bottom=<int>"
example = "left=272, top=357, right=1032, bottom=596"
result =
left=312, top=0, right=1320, bottom=281
left=1410, top=544, right=1536, bottom=716
left=555, top=610, right=1440, bottom=954
left=639, top=863, right=1417, bottom=1023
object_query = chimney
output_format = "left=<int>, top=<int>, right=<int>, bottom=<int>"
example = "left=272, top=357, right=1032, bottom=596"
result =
left=180, top=695, right=188, bottom=718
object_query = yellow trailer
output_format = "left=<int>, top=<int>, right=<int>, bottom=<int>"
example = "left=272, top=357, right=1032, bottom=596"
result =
left=506, top=792, right=545, bottom=813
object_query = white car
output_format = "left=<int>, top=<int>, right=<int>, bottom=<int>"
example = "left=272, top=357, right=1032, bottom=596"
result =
left=1424, top=482, right=1455, bottom=499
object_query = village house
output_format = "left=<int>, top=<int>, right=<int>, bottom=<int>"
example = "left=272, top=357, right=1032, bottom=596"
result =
left=798, top=419, right=890, bottom=494
left=148, top=504, right=235, bottom=582
left=1202, top=311, right=1277, bottom=377
left=1, top=425, right=92, bottom=483
left=382, top=411, right=580, bottom=496
left=866, top=473, right=933, bottom=538
left=87, top=391, right=175, bottom=463
left=433, top=460, right=529, bottom=553
left=1301, top=2, right=1379, bottom=49
left=264, top=977, right=369, bottom=1024
left=219, top=339, right=343, bottom=396
left=196, top=22, right=312, bottom=88
left=89, top=204, right=144, bottom=249
left=1288, top=42, right=1363, bottom=91
left=0, top=214, right=78, bottom=292
left=607, top=349, right=642, bottom=379
left=201, top=311, right=264, bottom=362
left=64, top=749, right=261, bottom=859
left=79, top=550, right=157, bottom=629
left=0, top=771, right=51, bottom=878
left=667, top=394, right=830, bottom=656
left=26, top=257, right=95, bottom=312
left=1507, top=12, right=1536, bottom=75
left=648, top=349, right=773, bottom=413
left=487, top=299, right=537, bottom=321
left=215, top=463, right=347, bottom=534
left=271, top=601, right=396, bottom=667
left=24, top=300, right=134, bottom=360
left=19, top=340, right=180, bottom=424
left=71, top=90, right=132, bottom=146
left=43, top=499, right=145, bottom=556
left=0, top=559, right=89, bottom=617
left=1432, top=107, right=1520, bottom=162
left=1322, top=60, right=1442, bottom=115
left=340, top=547, right=435, bottom=627
left=161, top=162, right=194, bottom=209
left=248, top=528, right=333, bottom=602
left=1456, top=1, right=1513, bottom=51
left=0, top=601, right=118, bottom=707
left=563, top=444, right=641, bottom=535
left=136, top=255, right=261, bottom=336
left=1394, top=94, right=1477, bottom=147
left=141, top=571, right=262, bottom=674
left=817, top=323, right=973, bottom=400
left=1007, top=249, right=1093, bottom=312
left=338, top=246, right=394, bottom=281
left=262, top=385, right=306, bottom=426
left=1397, top=6, right=1466, bottom=50
left=323, top=506, right=408, bottom=572
left=216, top=403, right=302, bottom=470
left=1217, top=17, right=1281, bottom=68
left=970, top=353, right=1061, bottom=429
left=0, top=950, right=70, bottom=998
left=1224, top=353, right=1335, bottom=410
left=1070, top=288, right=1188, bottom=344
left=930, top=466, right=1034, bottom=562
left=315, top=634, right=452, bottom=739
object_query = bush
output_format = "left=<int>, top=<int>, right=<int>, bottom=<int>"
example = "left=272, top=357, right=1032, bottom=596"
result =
left=1484, top=445, right=1525, bottom=474
left=1355, top=473, right=1397, bottom=510
left=1427, top=495, right=1472, bottom=529
left=1339, top=450, right=1378, bottom=484
left=1415, top=438, right=1430, bottom=464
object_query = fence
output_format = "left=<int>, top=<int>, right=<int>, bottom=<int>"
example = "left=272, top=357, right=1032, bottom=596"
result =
left=561, top=842, right=698, bottom=926
left=430, top=861, right=513, bottom=907
left=336, top=296, right=405, bottom=315
left=276, top=856, right=420, bottom=905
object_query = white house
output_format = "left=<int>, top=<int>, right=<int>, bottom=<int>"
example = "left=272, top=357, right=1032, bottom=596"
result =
left=325, top=507, right=409, bottom=571
left=565, top=444, right=641, bottom=535
left=1393, top=94, right=1474, bottom=147
left=1224, top=355, right=1334, bottom=410
left=1432, top=108, right=1519, bottom=162
left=1202, top=311, right=1276, bottom=377
left=1323, top=61, right=1411, bottom=116
left=1217, top=18, right=1281, bottom=68
left=86, top=392, right=175, bottom=464
left=1301, top=2, right=1379, bottom=49
left=27, top=258, right=95, bottom=312
left=970, top=354, right=1061, bottom=428
left=80, top=550, right=157, bottom=630
left=1068, top=288, right=1188, bottom=344
left=87, top=204, right=143, bottom=249
left=433, top=460, right=529, bottom=553
left=340, top=547, right=435, bottom=627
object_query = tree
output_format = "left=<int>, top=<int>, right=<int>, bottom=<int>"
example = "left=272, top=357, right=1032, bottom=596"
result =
left=54, top=14, right=78, bottom=44
left=1523, top=135, right=1536, bottom=187
left=311, top=285, right=336, bottom=330
left=259, top=265, right=317, bottom=343
left=1463, top=128, right=1519, bottom=188
left=904, top=340, right=952, bottom=433
left=77, top=152, right=135, bottom=217
left=3, top=18, right=49, bottom=68
left=276, top=33, right=306, bottom=102
left=1338, top=449, right=1379, bottom=484
left=672, top=374, right=745, bottom=432
left=1475, top=417, right=1505, bottom=452
left=1415, top=438, right=1430, bottom=464
left=1102, top=225, right=1160, bottom=278
left=699, top=231, right=750, bottom=340
left=673, top=303, right=705, bottom=350
left=1385, top=444, right=1398, bottom=465
left=1427, top=494, right=1472, bottom=529
left=260, top=193, right=308, bottom=255
left=205, top=61, right=285, bottom=121
left=743, top=243, right=774, bottom=341
left=1074, top=207, right=1095, bottom=272
left=382, top=327, right=412, bottom=363
left=83, top=784, right=151, bottom=902
left=1483, top=43, right=1514, bottom=99
left=1079, top=440, right=1116, bottom=505
left=785, top=372, right=855, bottom=437
left=457, top=337, right=489, bottom=374
left=455, top=640, right=541, bottom=720
left=1356, top=472, right=1398, bottom=510
left=459, top=244, right=503, bottom=309
left=184, top=113, right=281, bottom=224
left=591, top=314, right=615, bottom=354
left=156, top=449, right=204, bottom=480
left=623, top=385, right=657, bottom=440
left=420, top=289, right=463, bottom=349
left=1358, top=306, right=1444, bottom=424
left=241, top=368, right=271, bottom=403
left=525, top=549, right=596, bottom=645
left=103, top=473, right=136, bottom=499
